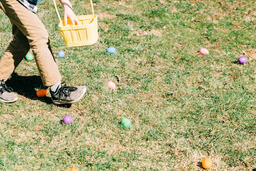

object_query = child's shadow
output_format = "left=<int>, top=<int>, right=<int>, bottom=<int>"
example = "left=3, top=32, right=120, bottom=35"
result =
left=6, top=73, right=72, bottom=108
left=6, top=72, right=52, bottom=104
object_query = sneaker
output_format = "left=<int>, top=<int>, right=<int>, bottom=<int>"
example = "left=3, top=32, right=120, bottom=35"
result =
left=50, top=82, right=86, bottom=104
left=0, top=80, right=18, bottom=103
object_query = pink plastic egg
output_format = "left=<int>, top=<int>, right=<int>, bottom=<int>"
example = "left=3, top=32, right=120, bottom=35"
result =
left=107, top=81, right=117, bottom=90
left=200, top=48, right=209, bottom=55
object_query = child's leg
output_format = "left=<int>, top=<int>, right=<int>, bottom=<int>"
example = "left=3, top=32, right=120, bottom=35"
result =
left=1, top=0, right=62, bottom=87
left=0, top=1, right=5, bottom=13
left=0, top=25, right=30, bottom=81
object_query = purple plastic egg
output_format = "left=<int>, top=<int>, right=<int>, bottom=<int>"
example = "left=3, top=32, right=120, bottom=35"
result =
left=238, top=56, right=248, bottom=64
left=62, top=116, right=74, bottom=124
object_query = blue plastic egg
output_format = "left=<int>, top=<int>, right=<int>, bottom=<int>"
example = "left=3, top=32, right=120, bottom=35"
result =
left=57, top=50, right=65, bottom=58
left=106, top=47, right=116, bottom=54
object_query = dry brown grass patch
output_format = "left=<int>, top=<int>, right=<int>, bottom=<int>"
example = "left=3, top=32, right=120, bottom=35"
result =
left=132, top=29, right=162, bottom=37
left=98, top=12, right=116, bottom=20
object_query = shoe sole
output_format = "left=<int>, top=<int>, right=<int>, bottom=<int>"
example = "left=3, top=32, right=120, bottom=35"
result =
left=52, top=86, right=87, bottom=105
left=0, top=97, right=18, bottom=103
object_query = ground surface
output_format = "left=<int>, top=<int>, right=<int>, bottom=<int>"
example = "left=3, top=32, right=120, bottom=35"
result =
left=0, top=0, right=255, bottom=170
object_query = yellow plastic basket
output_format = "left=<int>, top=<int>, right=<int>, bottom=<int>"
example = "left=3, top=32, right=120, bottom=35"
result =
left=53, top=0, right=98, bottom=47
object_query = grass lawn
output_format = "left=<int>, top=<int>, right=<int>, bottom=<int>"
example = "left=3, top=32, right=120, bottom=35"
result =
left=0, top=0, right=255, bottom=170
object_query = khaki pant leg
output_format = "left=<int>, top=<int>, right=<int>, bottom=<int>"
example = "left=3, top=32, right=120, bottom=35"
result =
left=0, top=1, right=6, bottom=13
left=0, top=0, right=62, bottom=86
left=0, top=25, right=30, bottom=81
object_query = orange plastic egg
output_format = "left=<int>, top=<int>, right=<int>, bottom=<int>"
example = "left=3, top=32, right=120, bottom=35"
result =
left=36, top=89, right=47, bottom=97
left=62, top=17, right=78, bottom=26
left=202, top=157, right=212, bottom=170
left=70, top=168, right=79, bottom=171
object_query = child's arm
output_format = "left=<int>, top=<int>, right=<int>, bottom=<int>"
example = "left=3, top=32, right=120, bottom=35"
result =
left=59, top=0, right=80, bottom=25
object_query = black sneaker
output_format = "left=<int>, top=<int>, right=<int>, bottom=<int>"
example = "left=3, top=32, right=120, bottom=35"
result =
left=0, top=80, right=18, bottom=103
left=50, top=83, right=86, bottom=104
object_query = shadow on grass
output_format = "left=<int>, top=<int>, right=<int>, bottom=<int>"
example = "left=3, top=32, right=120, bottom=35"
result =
left=196, top=161, right=204, bottom=169
left=6, top=72, right=71, bottom=108
left=232, top=60, right=240, bottom=64
left=233, top=60, right=239, bottom=64
left=233, top=60, right=247, bottom=65
left=6, top=72, right=51, bottom=104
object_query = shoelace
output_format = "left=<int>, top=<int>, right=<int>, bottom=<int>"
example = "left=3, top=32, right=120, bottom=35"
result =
left=56, top=82, right=77, bottom=99
left=0, top=81, right=13, bottom=94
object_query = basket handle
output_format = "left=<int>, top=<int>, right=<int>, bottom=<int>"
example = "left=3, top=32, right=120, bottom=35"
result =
left=52, top=0, right=95, bottom=24
left=89, top=0, right=94, bottom=16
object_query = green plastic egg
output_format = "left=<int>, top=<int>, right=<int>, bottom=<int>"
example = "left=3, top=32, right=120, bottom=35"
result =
left=121, top=118, right=132, bottom=129
left=25, top=52, right=34, bottom=61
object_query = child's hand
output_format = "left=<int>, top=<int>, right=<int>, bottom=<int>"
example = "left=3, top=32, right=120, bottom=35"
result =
left=60, top=0, right=81, bottom=25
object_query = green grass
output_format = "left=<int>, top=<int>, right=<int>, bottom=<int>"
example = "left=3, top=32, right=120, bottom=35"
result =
left=0, top=0, right=255, bottom=170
